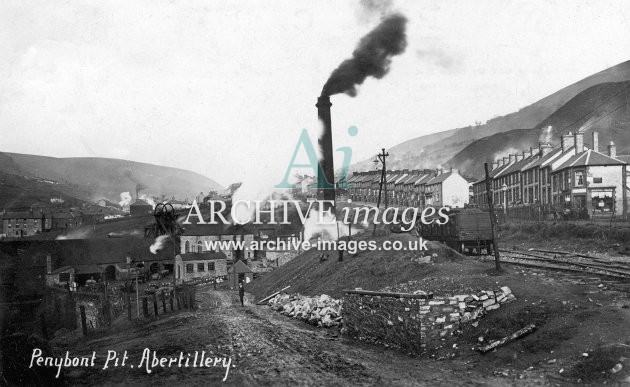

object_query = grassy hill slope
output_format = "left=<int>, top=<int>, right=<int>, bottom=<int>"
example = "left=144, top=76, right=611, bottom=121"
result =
left=349, top=60, right=630, bottom=173
left=446, top=81, right=630, bottom=179
left=1, top=152, right=224, bottom=204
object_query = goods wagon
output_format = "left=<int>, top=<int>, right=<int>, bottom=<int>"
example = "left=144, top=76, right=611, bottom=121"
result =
left=416, top=207, right=494, bottom=254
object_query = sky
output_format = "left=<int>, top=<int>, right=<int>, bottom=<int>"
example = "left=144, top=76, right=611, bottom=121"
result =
left=1, top=0, right=629, bottom=195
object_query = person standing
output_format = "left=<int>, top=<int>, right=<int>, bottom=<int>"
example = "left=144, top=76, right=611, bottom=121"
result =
left=238, top=281, right=245, bottom=306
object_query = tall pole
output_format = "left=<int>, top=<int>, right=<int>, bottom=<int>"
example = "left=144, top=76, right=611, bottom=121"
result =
left=373, top=148, right=389, bottom=236
left=135, top=270, right=140, bottom=318
left=484, top=163, right=501, bottom=271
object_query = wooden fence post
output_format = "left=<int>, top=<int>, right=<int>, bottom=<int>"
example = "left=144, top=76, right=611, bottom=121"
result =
left=142, top=297, right=149, bottom=318
left=126, top=293, right=132, bottom=320
left=189, top=288, right=196, bottom=310
left=79, top=305, right=88, bottom=336
left=152, top=293, right=158, bottom=316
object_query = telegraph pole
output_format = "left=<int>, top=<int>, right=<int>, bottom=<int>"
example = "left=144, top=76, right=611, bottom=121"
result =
left=373, top=148, right=389, bottom=236
left=484, top=163, right=502, bottom=271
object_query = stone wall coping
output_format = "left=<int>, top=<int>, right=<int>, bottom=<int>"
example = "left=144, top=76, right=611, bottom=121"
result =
left=343, top=289, right=434, bottom=300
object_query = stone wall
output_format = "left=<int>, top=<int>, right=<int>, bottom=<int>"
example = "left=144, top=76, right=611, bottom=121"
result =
left=342, top=287, right=515, bottom=353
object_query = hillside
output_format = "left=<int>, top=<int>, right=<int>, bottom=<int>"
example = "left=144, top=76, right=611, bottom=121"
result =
left=349, top=59, right=630, bottom=173
left=0, top=170, right=91, bottom=210
left=0, top=152, right=224, bottom=204
left=446, top=81, right=630, bottom=179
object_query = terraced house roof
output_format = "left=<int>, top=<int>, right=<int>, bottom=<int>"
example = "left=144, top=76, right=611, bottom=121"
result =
left=555, top=150, right=626, bottom=171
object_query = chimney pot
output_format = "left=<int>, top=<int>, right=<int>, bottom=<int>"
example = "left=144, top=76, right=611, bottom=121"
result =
left=608, top=141, right=616, bottom=158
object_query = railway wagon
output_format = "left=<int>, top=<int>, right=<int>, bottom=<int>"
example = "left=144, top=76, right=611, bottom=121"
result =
left=417, top=207, right=494, bottom=254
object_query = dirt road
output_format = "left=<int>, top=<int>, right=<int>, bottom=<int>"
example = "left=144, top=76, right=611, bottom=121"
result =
left=59, top=286, right=543, bottom=386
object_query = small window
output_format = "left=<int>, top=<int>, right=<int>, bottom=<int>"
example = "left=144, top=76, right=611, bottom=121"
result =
left=197, top=263, right=205, bottom=272
left=575, top=171, right=584, bottom=186
left=593, top=177, right=602, bottom=184
left=208, top=262, right=215, bottom=271
left=186, top=264, right=194, bottom=273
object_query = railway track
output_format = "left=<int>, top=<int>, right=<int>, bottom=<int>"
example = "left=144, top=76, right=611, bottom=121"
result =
left=477, top=248, right=630, bottom=291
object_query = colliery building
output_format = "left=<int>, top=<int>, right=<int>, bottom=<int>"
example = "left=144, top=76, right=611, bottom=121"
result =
left=471, top=130, right=628, bottom=218
left=129, top=199, right=154, bottom=216
left=345, top=168, right=470, bottom=208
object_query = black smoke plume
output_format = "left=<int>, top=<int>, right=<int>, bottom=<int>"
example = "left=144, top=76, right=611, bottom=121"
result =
left=321, top=13, right=407, bottom=97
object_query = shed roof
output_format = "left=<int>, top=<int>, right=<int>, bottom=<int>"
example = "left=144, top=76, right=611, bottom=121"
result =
left=228, top=259, right=253, bottom=274
left=178, top=252, right=227, bottom=262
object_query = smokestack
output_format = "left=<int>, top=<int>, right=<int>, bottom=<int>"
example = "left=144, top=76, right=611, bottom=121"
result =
left=574, top=132, right=584, bottom=154
left=316, top=96, right=335, bottom=207
left=561, top=131, right=575, bottom=152
left=608, top=141, right=616, bottom=158
left=592, top=131, right=599, bottom=153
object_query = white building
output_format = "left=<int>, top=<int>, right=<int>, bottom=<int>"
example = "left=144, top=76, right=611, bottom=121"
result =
left=424, top=169, right=470, bottom=208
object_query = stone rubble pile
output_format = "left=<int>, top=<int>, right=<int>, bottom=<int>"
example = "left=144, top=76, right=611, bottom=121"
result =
left=458, top=286, right=516, bottom=323
left=267, top=293, right=342, bottom=327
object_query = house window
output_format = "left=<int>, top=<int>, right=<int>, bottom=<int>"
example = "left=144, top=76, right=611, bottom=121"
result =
left=185, top=241, right=190, bottom=253
left=197, top=263, right=205, bottom=272
left=186, top=264, right=194, bottom=273
left=197, top=242, right=203, bottom=253
left=208, top=262, right=215, bottom=271
left=575, top=171, right=584, bottom=186
left=593, top=177, right=602, bottom=184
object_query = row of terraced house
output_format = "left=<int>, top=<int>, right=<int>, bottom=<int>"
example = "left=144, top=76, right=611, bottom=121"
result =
left=471, top=130, right=629, bottom=218
left=344, top=168, right=470, bottom=208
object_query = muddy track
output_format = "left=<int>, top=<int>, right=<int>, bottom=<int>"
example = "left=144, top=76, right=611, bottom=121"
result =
left=202, top=289, right=519, bottom=386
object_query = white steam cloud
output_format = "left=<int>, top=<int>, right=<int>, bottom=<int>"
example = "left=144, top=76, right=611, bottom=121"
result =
left=150, top=235, right=169, bottom=254
left=119, top=192, right=132, bottom=207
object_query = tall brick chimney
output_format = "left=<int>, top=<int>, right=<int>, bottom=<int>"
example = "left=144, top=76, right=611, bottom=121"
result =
left=316, top=96, right=335, bottom=206
left=608, top=141, right=616, bottom=158
left=574, top=131, right=584, bottom=154
left=592, top=131, right=599, bottom=153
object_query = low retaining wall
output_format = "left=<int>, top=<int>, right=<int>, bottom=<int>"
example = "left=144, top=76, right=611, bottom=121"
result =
left=342, top=286, right=515, bottom=353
